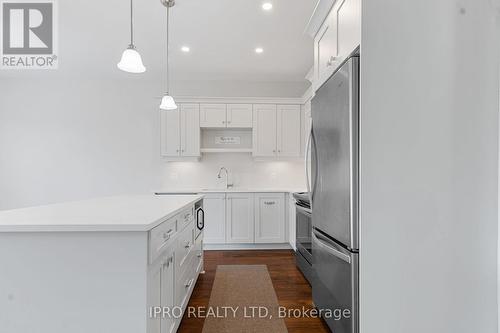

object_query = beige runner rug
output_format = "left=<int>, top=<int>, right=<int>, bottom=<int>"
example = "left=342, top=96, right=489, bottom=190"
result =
left=202, top=265, right=288, bottom=333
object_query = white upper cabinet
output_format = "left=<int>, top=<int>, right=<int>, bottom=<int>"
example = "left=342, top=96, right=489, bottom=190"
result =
left=180, top=104, right=200, bottom=157
left=252, top=104, right=278, bottom=157
left=254, top=193, right=285, bottom=243
left=161, top=103, right=200, bottom=159
left=226, top=104, right=253, bottom=128
left=313, top=0, right=360, bottom=90
left=253, top=104, right=301, bottom=158
left=160, top=109, right=181, bottom=157
left=277, top=105, right=301, bottom=157
left=201, top=103, right=252, bottom=128
left=200, top=104, right=227, bottom=127
left=226, top=193, right=254, bottom=243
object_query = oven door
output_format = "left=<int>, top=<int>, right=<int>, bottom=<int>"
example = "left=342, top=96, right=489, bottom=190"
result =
left=296, top=203, right=312, bottom=264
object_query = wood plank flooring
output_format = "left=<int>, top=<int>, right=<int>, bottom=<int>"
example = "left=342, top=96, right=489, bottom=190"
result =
left=178, top=250, right=330, bottom=333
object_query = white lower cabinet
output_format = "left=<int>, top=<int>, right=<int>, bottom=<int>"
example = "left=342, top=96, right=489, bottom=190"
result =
left=226, top=193, right=254, bottom=243
left=203, top=192, right=286, bottom=245
left=203, top=193, right=226, bottom=244
left=147, top=205, right=202, bottom=333
left=254, top=193, right=285, bottom=243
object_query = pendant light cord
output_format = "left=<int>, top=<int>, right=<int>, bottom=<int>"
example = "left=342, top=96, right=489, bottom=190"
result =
left=130, top=0, right=134, bottom=46
left=166, top=5, right=170, bottom=95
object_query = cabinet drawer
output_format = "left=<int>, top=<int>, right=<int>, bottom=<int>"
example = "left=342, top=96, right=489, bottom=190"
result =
left=149, top=217, right=177, bottom=264
left=177, top=206, right=194, bottom=231
left=175, top=255, right=197, bottom=308
left=176, top=222, right=195, bottom=275
left=193, top=233, right=203, bottom=274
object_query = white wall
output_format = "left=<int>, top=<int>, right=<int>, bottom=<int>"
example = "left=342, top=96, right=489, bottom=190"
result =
left=158, top=153, right=306, bottom=191
left=0, top=0, right=309, bottom=210
left=0, top=76, right=161, bottom=210
left=360, top=1, right=499, bottom=332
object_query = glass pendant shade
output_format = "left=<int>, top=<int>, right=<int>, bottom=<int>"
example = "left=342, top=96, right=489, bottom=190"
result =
left=159, top=94, right=177, bottom=110
left=117, top=45, right=146, bottom=73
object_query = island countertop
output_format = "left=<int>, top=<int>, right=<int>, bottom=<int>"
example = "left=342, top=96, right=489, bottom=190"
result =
left=0, top=194, right=203, bottom=232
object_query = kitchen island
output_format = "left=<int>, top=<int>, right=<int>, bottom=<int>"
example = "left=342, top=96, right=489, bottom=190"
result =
left=0, top=194, right=204, bottom=333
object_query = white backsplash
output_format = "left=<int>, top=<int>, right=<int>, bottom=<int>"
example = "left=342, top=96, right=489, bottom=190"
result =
left=159, top=153, right=306, bottom=190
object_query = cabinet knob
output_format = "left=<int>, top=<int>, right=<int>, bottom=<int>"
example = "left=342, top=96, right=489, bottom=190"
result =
left=327, top=56, right=338, bottom=67
left=185, top=241, right=191, bottom=248
left=197, top=253, right=202, bottom=258
left=273, top=149, right=276, bottom=153
left=185, top=278, right=194, bottom=288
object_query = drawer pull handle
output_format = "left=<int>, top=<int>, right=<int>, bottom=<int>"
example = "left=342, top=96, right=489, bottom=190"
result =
left=185, top=278, right=194, bottom=288
left=163, top=229, right=174, bottom=240
left=264, top=201, right=275, bottom=205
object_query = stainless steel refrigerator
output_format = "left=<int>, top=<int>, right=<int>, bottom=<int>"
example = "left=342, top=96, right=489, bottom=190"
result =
left=307, top=56, right=359, bottom=333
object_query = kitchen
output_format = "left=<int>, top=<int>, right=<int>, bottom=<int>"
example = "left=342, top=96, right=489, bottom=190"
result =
left=0, top=1, right=499, bottom=333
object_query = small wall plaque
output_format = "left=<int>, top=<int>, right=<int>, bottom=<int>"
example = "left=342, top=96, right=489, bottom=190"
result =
left=215, top=136, right=241, bottom=145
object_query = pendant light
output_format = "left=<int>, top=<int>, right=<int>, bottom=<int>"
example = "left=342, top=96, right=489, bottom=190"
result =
left=117, top=0, right=146, bottom=73
left=159, top=0, right=177, bottom=110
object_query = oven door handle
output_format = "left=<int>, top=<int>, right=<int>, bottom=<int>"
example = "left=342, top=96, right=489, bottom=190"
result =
left=196, top=208, right=204, bottom=230
left=296, top=204, right=311, bottom=215
left=312, top=231, right=351, bottom=264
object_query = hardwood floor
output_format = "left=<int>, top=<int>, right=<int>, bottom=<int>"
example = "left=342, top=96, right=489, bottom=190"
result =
left=178, top=250, right=330, bottom=333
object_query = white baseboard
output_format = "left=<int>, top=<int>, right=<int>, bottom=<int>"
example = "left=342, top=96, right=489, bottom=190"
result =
left=204, top=243, right=292, bottom=250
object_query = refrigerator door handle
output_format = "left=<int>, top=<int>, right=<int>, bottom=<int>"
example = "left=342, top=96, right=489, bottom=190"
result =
left=312, top=230, right=351, bottom=264
left=305, top=128, right=312, bottom=203
left=311, top=130, right=319, bottom=202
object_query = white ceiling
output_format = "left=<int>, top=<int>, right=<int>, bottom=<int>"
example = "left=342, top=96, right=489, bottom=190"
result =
left=2, top=0, right=318, bottom=97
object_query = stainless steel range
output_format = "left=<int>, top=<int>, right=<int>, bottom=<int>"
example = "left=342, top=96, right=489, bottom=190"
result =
left=293, top=191, right=312, bottom=285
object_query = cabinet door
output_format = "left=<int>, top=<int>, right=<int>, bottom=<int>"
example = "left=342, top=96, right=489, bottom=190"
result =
left=203, top=193, right=226, bottom=244
left=160, top=109, right=180, bottom=157
left=254, top=193, right=285, bottom=243
left=180, top=104, right=200, bottom=157
left=148, top=262, right=162, bottom=333
left=200, top=104, right=227, bottom=128
left=277, top=105, right=301, bottom=157
left=252, top=104, right=277, bottom=157
left=336, top=0, right=361, bottom=61
left=161, top=254, right=175, bottom=333
left=226, top=193, right=254, bottom=243
left=227, top=104, right=253, bottom=128
left=314, top=10, right=337, bottom=89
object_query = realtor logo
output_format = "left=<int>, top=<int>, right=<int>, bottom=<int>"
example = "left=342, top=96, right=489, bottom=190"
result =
left=1, top=0, right=58, bottom=69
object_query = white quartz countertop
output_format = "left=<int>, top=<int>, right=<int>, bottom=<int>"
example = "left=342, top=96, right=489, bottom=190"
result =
left=0, top=194, right=203, bottom=232
left=155, top=188, right=306, bottom=194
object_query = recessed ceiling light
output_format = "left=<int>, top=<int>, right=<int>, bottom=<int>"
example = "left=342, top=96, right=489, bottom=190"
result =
left=255, top=47, right=264, bottom=54
left=262, top=2, right=273, bottom=11
left=181, top=46, right=190, bottom=52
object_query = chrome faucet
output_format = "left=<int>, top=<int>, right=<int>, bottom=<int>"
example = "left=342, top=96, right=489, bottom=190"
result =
left=217, top=167, right=233, bottom=189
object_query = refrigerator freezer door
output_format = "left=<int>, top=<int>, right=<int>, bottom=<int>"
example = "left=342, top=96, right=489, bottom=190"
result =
left=311, top=57, right=359, bottom=250
left=312, top=229, right=358, bottom=333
